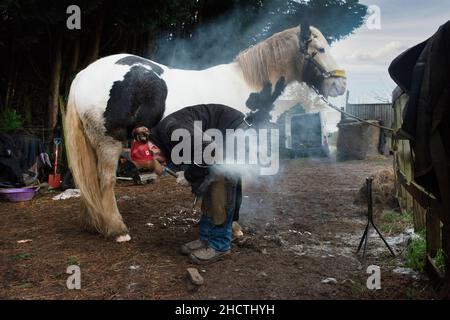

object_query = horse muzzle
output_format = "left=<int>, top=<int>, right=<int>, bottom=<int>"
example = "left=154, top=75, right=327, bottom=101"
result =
left=321, top=76, right=347, bottom=98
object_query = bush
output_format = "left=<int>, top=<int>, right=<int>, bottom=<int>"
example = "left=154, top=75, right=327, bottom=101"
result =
left=405, top=231, right=426, bottom=272
left=0, top=108, right=23, bottom=132
left=405, top=231, right=447, bottom=274
left=434, top=249, right=446, bottom=273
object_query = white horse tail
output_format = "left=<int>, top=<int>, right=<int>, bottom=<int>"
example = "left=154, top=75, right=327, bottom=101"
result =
left=65, top=88, right=129, bottom=240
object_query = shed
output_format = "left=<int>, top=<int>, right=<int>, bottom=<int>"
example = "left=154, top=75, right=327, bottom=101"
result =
left=345, top=98, right=393, bottom=155
left=284, top=111, right=329, bottom=157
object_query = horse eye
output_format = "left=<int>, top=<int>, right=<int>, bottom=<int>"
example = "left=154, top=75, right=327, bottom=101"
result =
left=318, top=48, right=325, bottom=53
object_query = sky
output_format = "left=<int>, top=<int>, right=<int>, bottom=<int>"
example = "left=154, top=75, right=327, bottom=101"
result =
left=329, top=0, right=450, bottom=105
left=315, top=0, right=450, bottom=131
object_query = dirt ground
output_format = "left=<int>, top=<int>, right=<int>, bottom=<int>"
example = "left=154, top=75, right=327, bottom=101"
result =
left=0, top=157, right=434, bottom=299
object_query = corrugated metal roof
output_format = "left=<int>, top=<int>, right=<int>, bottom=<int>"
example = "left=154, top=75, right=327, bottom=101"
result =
left=345, top=103, right=393, bottom=127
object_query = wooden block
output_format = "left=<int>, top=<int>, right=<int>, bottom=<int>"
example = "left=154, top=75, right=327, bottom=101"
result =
left=186, top=267, right=204, bottom=286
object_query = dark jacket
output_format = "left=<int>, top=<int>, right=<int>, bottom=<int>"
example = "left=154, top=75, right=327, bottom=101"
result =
left=150, top=104, right=245, bottom=195
left=389, top=20, right=450, bottom=200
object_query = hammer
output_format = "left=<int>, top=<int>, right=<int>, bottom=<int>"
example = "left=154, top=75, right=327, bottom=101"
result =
left=162, top=166, right=178, bottom=178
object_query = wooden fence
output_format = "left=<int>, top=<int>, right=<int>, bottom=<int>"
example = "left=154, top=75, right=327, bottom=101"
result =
left=392, top=91, right=449, bottom=298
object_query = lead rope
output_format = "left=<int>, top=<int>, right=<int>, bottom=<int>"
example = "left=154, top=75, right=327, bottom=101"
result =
left=312, top=88, right=395, bottom=133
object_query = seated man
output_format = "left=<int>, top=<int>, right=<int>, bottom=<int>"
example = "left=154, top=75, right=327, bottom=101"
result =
left=142, top=104, right=248, bottom=265
left=130, top=126, right=166, bottom=175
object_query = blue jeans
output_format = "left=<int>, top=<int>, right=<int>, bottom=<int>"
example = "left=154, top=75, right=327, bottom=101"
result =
left=199, top=177, right=240, bottom=252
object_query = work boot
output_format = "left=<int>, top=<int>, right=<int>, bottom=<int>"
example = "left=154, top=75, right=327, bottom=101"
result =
left=189, top=247, right=230, bottom=265
left=180, top=239, right=207, bottom=255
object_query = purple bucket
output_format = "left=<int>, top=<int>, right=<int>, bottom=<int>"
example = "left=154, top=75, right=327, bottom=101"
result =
left=0, top=187, right=39, bottom=202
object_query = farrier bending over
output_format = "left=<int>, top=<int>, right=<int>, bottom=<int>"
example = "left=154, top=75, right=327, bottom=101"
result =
left=140, top=103, right=248, bottom=265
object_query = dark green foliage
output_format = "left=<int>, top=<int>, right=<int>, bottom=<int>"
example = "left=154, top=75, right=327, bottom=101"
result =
left=434, top=249, right=446, bottom=273
left=156, top=0, right=368, bottom=68
left=405, top=231, right=426, bottom=272
left=0, top=108, right=23, bottom=132
left=0, top=0, right=367, bottom=131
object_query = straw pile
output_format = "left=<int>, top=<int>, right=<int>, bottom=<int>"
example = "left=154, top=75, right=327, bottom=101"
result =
left=354, top=168, right=397, bottom=208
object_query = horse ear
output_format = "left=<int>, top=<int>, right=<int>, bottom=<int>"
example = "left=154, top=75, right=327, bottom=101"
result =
left=300, top=22, right=311, bottom=43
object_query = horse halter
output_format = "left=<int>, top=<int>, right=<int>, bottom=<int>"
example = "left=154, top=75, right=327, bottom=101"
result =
left=299, top=23, right=346, bottom=80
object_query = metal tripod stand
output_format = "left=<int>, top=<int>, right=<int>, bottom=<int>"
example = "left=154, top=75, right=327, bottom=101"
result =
left=357, top=177, right=396, bottom=262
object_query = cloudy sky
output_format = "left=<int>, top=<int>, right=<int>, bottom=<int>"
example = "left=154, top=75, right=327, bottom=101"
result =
left=329, top=0, right=450, bottom=105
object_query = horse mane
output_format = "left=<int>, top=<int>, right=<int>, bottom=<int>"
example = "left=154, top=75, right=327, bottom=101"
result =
left=235, top=26, right=301, bottom=89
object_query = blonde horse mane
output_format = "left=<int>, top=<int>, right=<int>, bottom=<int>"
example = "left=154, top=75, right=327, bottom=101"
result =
left=235, top=26, right=301, bottom=89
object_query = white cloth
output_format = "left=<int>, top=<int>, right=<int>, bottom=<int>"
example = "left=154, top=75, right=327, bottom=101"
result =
left=52, top=189, right=81, bottom=200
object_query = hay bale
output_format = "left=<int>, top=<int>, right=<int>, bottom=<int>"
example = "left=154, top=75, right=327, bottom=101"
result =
left=336, top=120, right=381, bottom=161
left=354, top=168, right=397, bottom=208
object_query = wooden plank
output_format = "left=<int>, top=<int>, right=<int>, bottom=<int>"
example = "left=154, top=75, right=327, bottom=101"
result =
left=396, top=170, right=437, bottom=209
left=442, top=224, right=450, bottom=278
left=427, top=208, right=442, bottom=256
left=392, top=95, right=427, bottom=230
left=425, top=254, right=444, bottom=287
left=392, top=92, right=450, bottom=291
left=413, top=201, right=427, bottom=231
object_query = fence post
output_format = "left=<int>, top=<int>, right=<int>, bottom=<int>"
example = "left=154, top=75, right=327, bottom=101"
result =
left=442, top=223, right=450, bottom=277
left=427, top=207, right=441, bottom=257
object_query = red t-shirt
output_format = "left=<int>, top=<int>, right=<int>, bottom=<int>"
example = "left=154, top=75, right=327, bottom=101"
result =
left=131, top=141, right=155, bottom=163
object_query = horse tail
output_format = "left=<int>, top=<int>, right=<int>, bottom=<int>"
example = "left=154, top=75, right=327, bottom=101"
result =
left=65, top=88, right=114, bottom=236
left=65, top=89, right=104, bottom=230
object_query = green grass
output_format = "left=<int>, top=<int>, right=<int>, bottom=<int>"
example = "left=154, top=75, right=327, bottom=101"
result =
left=382, top=210, right=411, bottom=223
left=11, top=252, right=34, bottom=260
left=67, top=256, right=79, bottom=266
left=433, top=249, right=446, bottom=274
left=379, top=210, right=447, bottom=274
left=405, top=231, right=426, bottom=272
left=403, top=231, right=447, bottom=274
left=379, top=210, right=413, bottom=235
left=350, top=279, right=366, bottom=295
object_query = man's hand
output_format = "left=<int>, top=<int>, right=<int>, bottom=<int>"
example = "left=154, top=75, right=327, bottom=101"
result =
left=176, top=171, right=190, bottom=186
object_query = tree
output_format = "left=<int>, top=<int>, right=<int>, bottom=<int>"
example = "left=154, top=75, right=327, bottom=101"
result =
left=0, top=0, right=197, bottom=135
left=154, top=0, right=368, bottom=68
left=0, top=0, right=367, bottom=139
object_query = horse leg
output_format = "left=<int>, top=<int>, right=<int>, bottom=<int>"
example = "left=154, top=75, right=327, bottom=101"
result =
left=96, top=140, right=131, bottom=242
left=79, top=201, right=97, bottom=233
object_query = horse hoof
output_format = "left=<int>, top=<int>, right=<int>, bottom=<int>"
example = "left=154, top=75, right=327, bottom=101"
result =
left=232, top=222, right=244, bottom=241
left=233, top=230, right=244, bottom=239
left=116, top=234, right=131, bottom=242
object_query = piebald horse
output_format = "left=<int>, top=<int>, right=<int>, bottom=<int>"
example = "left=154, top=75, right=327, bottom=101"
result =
left=65, top=24, right=346, bottom=242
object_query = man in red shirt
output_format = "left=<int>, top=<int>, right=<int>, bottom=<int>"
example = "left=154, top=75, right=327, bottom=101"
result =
left=130, top=126, right=164, bottom=174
